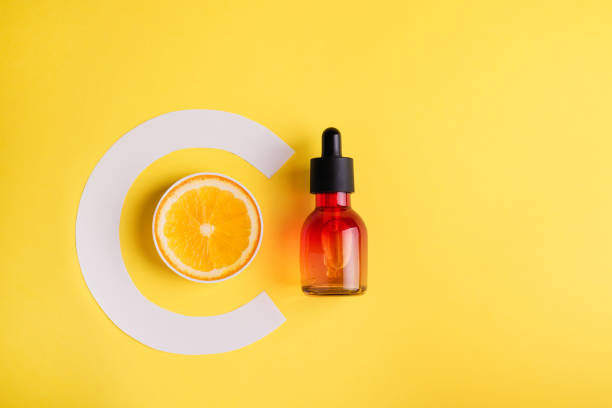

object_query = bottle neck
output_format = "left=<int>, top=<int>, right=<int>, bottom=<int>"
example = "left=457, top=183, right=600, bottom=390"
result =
left=315, top=192, right=351, bottom=208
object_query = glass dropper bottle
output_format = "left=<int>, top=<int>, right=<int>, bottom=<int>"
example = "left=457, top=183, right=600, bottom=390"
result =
left=300, top=127, right=367, bottom=295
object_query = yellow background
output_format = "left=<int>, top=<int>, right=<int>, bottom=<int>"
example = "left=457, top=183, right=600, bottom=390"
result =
left=2, top=1, right=612, bottom=406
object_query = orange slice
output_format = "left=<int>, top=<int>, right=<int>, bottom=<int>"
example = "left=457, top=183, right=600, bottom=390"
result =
left=153, top=173, right=262, bottom=281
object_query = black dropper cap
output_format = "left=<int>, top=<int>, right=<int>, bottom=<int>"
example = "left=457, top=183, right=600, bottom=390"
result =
left=310, top=127, right=355, bottom=193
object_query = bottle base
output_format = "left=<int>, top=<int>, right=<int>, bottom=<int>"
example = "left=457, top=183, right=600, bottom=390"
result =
left=302, top=285, right=366, bottom=296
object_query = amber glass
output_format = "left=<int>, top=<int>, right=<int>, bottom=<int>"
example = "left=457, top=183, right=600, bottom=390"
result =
left=300, top=192, right=367, bottom=295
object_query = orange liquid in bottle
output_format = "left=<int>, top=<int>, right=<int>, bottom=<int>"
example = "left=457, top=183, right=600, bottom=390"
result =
left=300, top=192, right=367, bottom=295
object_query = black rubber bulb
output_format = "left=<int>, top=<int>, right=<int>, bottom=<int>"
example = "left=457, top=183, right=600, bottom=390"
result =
left=322, top=127, right=342, bottom=157
left=310, top=126, right=354, bottom=193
